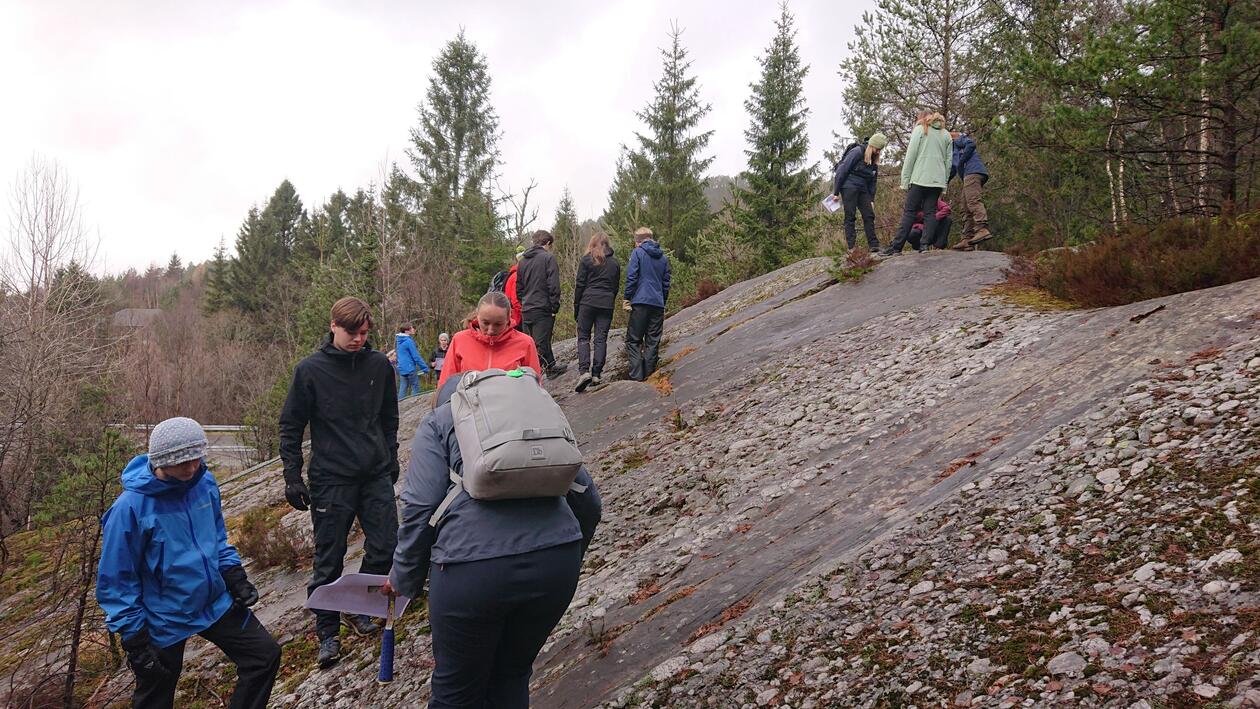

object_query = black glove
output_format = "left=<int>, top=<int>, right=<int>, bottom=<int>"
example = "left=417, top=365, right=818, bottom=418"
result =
left=122, top=629, right=171, bottom=683
left=284, top=479, right=311, bottom=511
left=388, top=459, right=400, bottom=484
left=221, top=564, right=258, bottom=607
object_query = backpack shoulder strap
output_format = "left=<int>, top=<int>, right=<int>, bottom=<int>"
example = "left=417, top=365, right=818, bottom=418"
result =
left=428, top=470, right=464, bottom=527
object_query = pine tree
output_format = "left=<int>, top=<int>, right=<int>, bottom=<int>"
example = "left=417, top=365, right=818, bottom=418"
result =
left=839, top=0, right=996, bottom=144
left=226, top=181, right=306, bottom=313
left=551, top=188, right=581, bottom=286
left=633, top=25, right=715, bottom=263
left=164, top=252, right=183, bottom=277
left=602, top=147, right=653, bottom=253
left=203, top=237, right=231, bottom=314
left=730, top=4, right=817, bottom=274
left=407, top=30, right=509, bottom=303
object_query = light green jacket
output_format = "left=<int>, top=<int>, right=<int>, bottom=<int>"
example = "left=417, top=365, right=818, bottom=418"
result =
left=900, top=120, right=952, bottom=190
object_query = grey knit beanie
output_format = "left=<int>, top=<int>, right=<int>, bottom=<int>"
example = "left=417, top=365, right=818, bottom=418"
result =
left=148, top=417, right=208, bottom=469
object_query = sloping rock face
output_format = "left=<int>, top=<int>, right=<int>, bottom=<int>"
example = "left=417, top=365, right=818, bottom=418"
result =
left=92, top=253, right=1260, bottom=708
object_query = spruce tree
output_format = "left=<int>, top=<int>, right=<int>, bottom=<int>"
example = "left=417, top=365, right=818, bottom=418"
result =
left=203, top=237, right=231, bottom=315
left=226, top=181, right=306, bottom=313
left=407, top=30, right=509, bottom=303
left=551, top=188, right=581, bottom=285
left=602, top=147, right=652, bottom=253
left=730, top=4, right=816, bottom=274
left=633, top=25, right=714, bottom=263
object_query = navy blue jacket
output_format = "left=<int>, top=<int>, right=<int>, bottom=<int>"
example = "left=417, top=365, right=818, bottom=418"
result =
left=951, top=135, right=989, bottom=182
left=97, top=456, right=240, bottom=648
left=389, top=377, right=602, bottom=599
left=832, top=143, right=878, bottom=198
left=623, top=240, right=671, bottom=308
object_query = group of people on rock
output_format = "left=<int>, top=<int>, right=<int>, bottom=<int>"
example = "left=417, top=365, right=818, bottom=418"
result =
left=474, top=225, right=673, bottom=389
left=95, top=224, right=677, bottom=708
left=831, top=111, right=993, bottom=257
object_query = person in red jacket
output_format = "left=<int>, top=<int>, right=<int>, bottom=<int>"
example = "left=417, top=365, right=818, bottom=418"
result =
left=907, top=198, right=954, bottom=252
left=503, top=253, right=524, bottom=330
left=437, top=291, right=543, bottom=389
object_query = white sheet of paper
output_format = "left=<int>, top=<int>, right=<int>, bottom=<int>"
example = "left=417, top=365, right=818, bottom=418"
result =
left=821, top=195, right=842, bottom=213
left=304, top=573, right=412, bottom=618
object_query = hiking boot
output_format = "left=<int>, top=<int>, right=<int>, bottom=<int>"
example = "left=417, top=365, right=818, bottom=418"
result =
left=344, top=613, right=379, bottom=637
left=951, top=238, right=973, bottom=251
left=970, top=230, right=995, bottom=244
left=878, top=248, right=898, bottom=257
left=317, top=637, right=341, bottom=669
left=591, top=375, right=602, bottom=387
left=574, top=372, right=592, bottom=393
left=546, top=362, right=569, bottom=378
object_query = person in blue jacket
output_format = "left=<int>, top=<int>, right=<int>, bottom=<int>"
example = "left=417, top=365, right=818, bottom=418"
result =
left=97, top=417, right=279, bottom=709
left=830, top=132, right=888, bottom=251
left=623, top=226, right=672, bottom=381
left=949, top=131, right=993, bottom=248
left=395, top=322, right=430, bottom=400
left=381, top=374, right=601, bottom=707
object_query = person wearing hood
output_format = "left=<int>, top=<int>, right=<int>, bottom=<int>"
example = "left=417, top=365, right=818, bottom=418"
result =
left=949, top=131, right=993, bottom=249
left=380, top=373, right=601, bottom=706
left=437, top=291, right=543, bottom=390
left=831, top=132, right=888, bottom=251
left=97, top=417, right=280, bottom=708
left=395, top=322, right=430, bottom=400
left=623, top=226, right=671, bottom=382
left=278, top=297, right=400, bottom=669
left=573, top=231, right=621, bottom=392
left=882, top=111, right=953, bottom=257
left=516, top=230, right=567, bottom=377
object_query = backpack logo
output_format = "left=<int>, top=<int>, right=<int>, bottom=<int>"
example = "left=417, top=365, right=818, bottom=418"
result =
left=530, top=445, right=545, bottom=460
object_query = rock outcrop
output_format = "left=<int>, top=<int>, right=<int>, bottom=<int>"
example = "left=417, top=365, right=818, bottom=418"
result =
left=106, top=252, right=1259, bottom=708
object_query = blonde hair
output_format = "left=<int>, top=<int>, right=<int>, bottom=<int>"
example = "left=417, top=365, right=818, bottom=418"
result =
left=586, top=232, right=611, bottom=266
left=917, top=112, right=946, bottom=137
left=864, top=144, right=879, bottom=165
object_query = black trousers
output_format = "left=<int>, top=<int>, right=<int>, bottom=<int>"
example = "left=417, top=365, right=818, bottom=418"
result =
left=625, top=304, right=665, bottom=382
left=427, top=541, right=582, bottom=708
left=522, top=311, right=557, bottom=370
left=133, top=604, right=280, bottom=709
left=841, top=188, right=879, bottom=250
left=576, top=305, right=614, bottom=376
left=889, top=185, right=942, bottom=252
left=307, top=476, right=399, bottom=639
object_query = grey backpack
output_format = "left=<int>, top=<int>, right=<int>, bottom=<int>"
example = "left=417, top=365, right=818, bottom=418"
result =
left=429, top=368, right=585, bottom=526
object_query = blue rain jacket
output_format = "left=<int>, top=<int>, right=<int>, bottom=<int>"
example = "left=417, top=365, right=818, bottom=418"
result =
left=96, top=455, right=240, bottom=648
left=623, top=240, right=672, bottom=308
left=395, top=332, right=429, bottom=376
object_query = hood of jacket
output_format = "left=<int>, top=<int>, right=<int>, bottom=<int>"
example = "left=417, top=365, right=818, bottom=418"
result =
left=521, top=245, right=547, bottom=260
left=121, top=453, right=207, bottom=497
left=435, top=374, right=465, bottom=407
left=638, top=240, right=664, bottom=259
left=395, top=332, right=412, bottom=348
left=318, top=331, right=375, bottom=359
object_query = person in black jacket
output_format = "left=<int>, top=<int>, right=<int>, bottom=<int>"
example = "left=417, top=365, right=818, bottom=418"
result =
left=516, top=229, right=566, bottom=377
left=573, top=231, right=621, bottom=392
left=830, top=132, right=888, bottom=251
left=278, top=296, right=400, bottom=670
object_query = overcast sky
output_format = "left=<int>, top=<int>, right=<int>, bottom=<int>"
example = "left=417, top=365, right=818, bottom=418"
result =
left=1, top=0, right=877, bottom=274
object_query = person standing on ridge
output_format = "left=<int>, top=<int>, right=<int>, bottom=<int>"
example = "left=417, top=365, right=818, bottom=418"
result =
left=949, top=130, right=994, bottom=249
left=394, top=322, right=429, bottom=400
left=517, top=230, right=567, bottom=377
left=623, top=226, right=671, bottom=382
left=97, top=417, right=280, bottom=709
left=573, top=231, right=621, bottom=392
left=278, top=297, right=400, bottom=670
left=831, top=132, right=888, bottom=251
left=883, top=111, right=953, bottom=257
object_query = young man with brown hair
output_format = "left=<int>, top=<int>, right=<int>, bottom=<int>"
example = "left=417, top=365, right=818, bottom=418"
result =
left=516, top=229, right=567, bottom=377
left=278, top=296, right=400, bottom=669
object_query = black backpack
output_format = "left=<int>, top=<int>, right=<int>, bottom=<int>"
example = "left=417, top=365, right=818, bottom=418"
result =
left=834, top=142, right=862, bottom=173
left=488, top=270, right=509, bottom=293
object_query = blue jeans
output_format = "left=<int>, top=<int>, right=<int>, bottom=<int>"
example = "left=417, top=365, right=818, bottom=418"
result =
left=398, top=372, right=421, bottom=399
